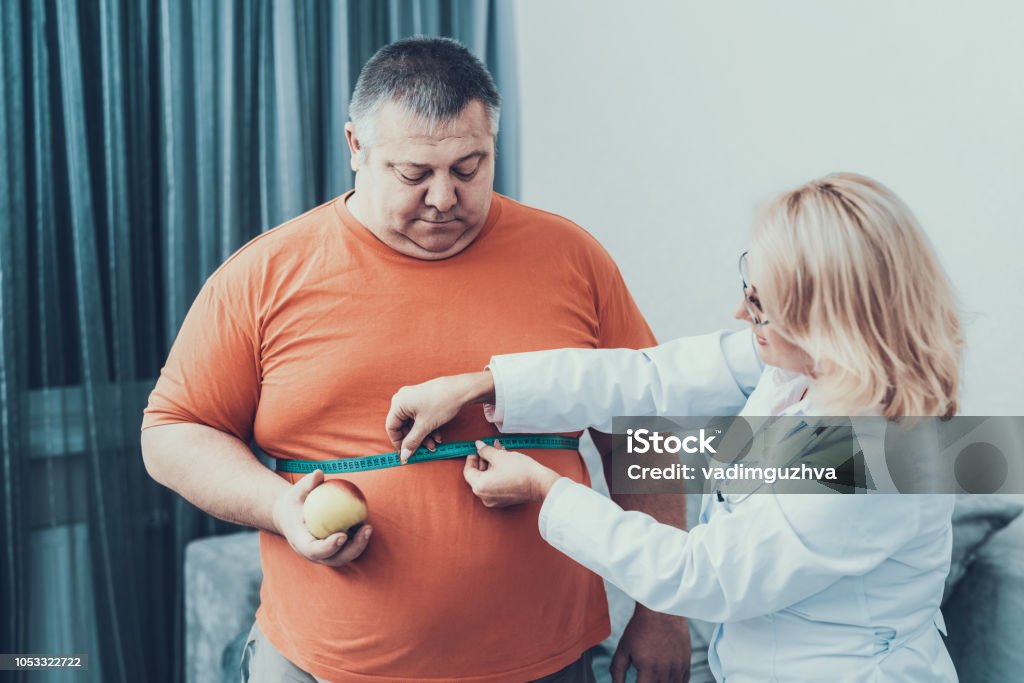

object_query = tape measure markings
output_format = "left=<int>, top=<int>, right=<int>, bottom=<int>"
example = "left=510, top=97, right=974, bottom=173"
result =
left=275, top=435, right=580, bottom=474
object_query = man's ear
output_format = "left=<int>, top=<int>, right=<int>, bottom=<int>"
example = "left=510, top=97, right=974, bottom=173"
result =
left=345, top=122, right=362, bottom=171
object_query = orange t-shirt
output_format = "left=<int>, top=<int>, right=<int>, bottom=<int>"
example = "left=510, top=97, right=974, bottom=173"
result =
left=143, top=192, right=657, bottom=682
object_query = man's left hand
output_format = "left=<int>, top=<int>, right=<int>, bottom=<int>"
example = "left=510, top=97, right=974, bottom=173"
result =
left=610, top=605, right=691, bottom=683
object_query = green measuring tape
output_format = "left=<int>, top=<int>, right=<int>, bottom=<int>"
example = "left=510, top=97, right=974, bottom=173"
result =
left=275, top=434, right=580, bottom=474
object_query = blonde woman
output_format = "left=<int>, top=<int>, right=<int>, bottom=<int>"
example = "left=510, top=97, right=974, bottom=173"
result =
left=386, top=173, right=964, bottom=681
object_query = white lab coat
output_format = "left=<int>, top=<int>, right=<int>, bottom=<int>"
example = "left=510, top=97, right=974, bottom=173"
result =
left=486, top=331, right=957, bottom=682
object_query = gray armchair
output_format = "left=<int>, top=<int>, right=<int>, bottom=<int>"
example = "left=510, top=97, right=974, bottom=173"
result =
left=942, top=495, right=1024, bottom=682
left=185, top=532, right=262, bottom=683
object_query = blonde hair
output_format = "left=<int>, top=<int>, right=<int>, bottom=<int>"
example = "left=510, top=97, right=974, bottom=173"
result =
left=750, top=172, right=963, bottom=418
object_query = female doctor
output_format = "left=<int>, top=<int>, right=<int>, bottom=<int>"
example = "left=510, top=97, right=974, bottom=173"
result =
left=386, top=173, right=964, bottom=682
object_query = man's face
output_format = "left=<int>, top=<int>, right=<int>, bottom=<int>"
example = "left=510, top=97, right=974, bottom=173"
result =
left=345, top=100, right=496, bottom=260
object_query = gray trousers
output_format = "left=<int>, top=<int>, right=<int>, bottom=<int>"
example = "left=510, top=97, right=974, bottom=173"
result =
left=240, top=621, right=596, bottom=683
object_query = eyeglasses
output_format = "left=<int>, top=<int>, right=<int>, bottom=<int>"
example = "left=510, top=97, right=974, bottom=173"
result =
left=738, top=251, right=769, bottom=327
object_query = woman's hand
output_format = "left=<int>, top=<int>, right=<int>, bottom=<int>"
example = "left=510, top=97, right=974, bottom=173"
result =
left=386, top=371, right=496, bottom=462
left=463, top=440, right=563, bottom=507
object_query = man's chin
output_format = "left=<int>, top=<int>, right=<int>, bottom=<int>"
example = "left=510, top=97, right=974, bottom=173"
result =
left=405, top=225, right=474, bottom=257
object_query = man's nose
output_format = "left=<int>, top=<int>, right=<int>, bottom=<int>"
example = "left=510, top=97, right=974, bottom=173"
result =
left=424, top=176, right=457, bottom=213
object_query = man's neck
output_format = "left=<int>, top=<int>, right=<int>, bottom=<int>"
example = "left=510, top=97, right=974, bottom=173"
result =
left=343, top=191, right=490, bottom=261
left=344, top=191, right=368, bottom=230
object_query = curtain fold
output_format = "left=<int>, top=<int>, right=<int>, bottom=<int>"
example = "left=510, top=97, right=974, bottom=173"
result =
left=1, top=0, right=30, bottom=664
left=0, top=2, right=518, bottom=682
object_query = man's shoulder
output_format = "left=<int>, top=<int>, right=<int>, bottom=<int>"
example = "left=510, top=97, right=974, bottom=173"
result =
left=496, top=194, right=611, bottom=256
left=208, top=199, right=341, bottom=283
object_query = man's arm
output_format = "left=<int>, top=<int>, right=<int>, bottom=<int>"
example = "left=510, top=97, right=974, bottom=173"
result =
left=141, top=423, right=371, bottom=567
left=142, top=423, right=284, bottom=530
left=591, top=429, right=692, bottom=683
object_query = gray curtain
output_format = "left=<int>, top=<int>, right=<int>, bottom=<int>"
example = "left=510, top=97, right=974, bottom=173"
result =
left=0, top=1, right=518, bottom=681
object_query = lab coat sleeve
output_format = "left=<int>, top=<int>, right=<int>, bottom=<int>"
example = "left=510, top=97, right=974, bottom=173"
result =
left=487, top=330, right=763, bottom=434
left=538, top=478, right=922, bottom=622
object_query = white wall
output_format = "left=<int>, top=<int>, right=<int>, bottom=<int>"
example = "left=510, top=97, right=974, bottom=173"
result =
left=513, top=0, right=1024, bottom=415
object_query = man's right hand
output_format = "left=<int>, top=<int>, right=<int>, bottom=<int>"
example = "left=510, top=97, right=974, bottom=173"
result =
left=386, top=371, right=496, bottom=462
left=271, top=469, right=373, bottom=567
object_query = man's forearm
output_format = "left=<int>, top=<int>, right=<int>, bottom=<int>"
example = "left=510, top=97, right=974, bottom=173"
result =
left=141, top=423, right=288, bottom=532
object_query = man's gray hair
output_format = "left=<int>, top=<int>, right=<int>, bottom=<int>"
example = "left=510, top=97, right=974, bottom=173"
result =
left=349, top=36, right=501, bottom=147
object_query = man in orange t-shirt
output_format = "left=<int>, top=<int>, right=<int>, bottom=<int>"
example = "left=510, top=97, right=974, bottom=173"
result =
left=142, top=37, right=690, bottom=683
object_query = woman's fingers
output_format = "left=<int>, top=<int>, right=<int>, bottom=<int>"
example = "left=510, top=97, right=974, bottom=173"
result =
left=384, top=404, right=411, bottom=450
left=387, top=376, right=477, bottom=461
left=464, top=454, right=484, bottom=487
left=399, top=420, right=440, bottom=463
left=474, top=440, right=501, bottom=463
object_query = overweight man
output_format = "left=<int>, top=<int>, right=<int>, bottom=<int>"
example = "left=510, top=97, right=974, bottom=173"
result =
left=142, top=37, right=690, bottom=683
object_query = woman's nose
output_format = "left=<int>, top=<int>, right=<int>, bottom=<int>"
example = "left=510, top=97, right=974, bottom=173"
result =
left=734, top=297, right=752, bottom=323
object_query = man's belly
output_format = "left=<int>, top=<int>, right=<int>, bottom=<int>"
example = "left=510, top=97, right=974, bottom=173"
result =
left=256, top=452, right=610, bottom=681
